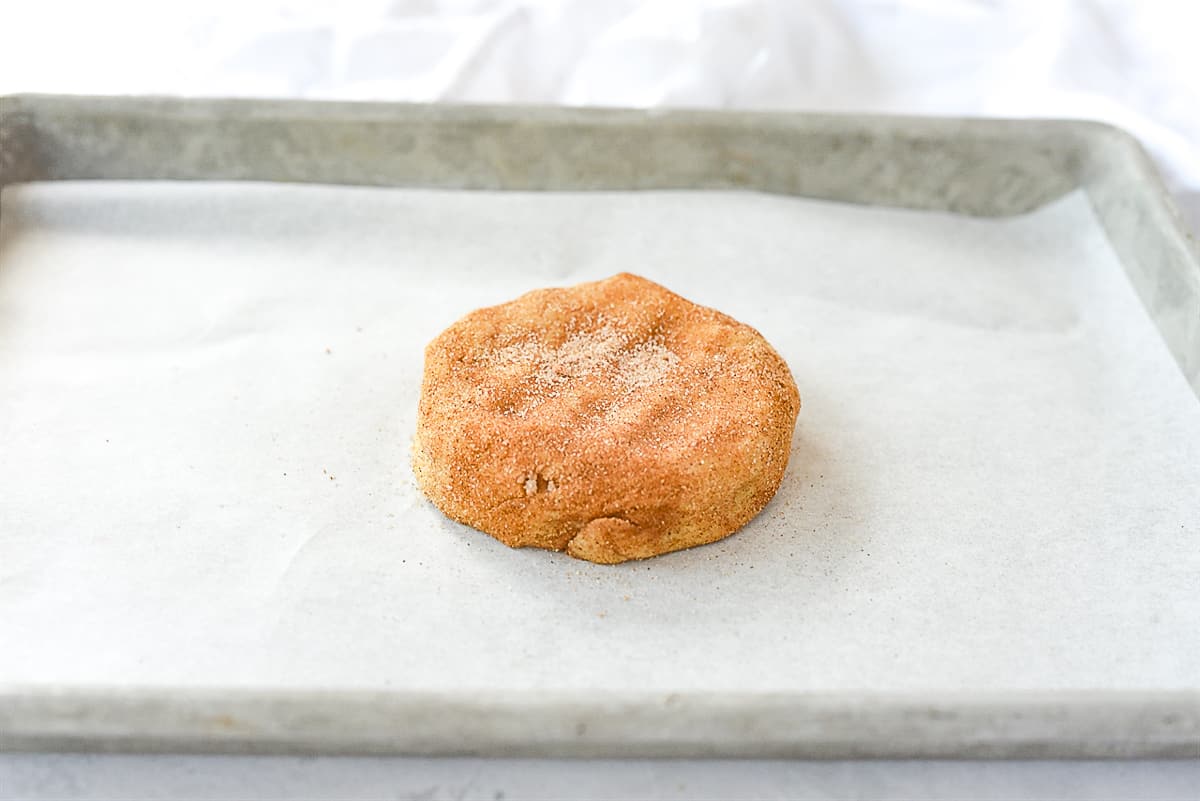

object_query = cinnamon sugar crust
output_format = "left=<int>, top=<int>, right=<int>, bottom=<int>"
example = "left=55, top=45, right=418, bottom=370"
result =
left=412, top=273, right=800, bottom=564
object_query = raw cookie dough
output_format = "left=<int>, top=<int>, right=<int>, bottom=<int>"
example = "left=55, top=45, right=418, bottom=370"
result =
left=413, top=273, right=800, bottom=563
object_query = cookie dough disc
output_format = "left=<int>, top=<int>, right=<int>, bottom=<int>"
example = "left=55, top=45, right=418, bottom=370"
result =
left=413, top=273, right=800, bottom=564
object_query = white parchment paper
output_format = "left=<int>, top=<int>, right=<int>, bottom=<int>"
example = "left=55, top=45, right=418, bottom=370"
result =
left=1, top=182, right=1197, bottom=694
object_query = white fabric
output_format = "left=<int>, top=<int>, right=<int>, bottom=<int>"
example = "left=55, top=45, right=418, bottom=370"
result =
left=3, top=755, right=1200, bottom=801
left=2, top=0, right=1198, bottom=229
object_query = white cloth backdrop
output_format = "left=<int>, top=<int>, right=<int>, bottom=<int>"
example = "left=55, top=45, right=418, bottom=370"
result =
left=2, top=0, right=1198, bottom=229
left=1, top=2, right=1198, bottom=799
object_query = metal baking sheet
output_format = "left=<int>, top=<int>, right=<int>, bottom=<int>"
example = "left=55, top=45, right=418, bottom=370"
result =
left=0, top=96, right=1198, bottom=759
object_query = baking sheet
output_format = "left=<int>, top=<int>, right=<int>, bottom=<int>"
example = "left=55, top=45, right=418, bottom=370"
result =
left=1, top=181, right=1198, bottom=700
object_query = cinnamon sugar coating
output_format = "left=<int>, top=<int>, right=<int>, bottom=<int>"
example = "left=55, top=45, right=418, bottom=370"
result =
left=413, top=273, right=800, bottom=564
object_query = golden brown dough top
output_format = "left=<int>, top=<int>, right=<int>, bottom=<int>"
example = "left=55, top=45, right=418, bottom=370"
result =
left=418, top=273, right=799, bottom=531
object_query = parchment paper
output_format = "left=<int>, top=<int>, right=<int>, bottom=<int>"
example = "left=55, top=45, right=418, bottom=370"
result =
left=1, top=182, right=1197, bottom=694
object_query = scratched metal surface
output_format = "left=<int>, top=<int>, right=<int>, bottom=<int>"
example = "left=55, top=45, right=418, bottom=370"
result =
left=0, top=96, right=1197, bottom=758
